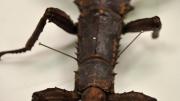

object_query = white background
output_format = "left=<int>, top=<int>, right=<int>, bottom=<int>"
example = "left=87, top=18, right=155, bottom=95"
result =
left=0, top=0, right=179, bottom=101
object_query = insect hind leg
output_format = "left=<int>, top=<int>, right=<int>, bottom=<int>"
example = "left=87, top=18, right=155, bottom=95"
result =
left=32, top=88, right=79, bottom=101
left=108, top=91, right=157, bottom=101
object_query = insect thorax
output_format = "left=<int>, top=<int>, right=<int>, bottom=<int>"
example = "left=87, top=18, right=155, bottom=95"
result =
left=75, top=2, right=124, bottom=93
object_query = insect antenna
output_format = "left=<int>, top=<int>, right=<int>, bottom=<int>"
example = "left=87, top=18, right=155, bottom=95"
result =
left=119, top=31, right=144, bottom=56
left=39, top=42, right=78, bottom=61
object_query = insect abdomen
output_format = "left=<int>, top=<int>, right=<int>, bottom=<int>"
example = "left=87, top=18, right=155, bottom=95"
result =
left=75, top=59, right=115, bottom=92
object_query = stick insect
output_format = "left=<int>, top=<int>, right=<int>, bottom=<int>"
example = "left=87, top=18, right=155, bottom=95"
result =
left=0, top=0, right=161, bottom=101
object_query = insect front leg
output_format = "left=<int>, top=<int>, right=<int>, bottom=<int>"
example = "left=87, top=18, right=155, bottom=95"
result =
left=32, top=88, right=79, bottom=101
left=108, top=91, right=157, bottom=101
left=123, top=16, right=162, bottom=39
left=0, top=7, right=77, bottom=59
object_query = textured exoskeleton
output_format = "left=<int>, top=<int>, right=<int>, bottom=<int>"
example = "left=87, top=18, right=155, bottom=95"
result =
left=0, top=0, right=162, bottom=101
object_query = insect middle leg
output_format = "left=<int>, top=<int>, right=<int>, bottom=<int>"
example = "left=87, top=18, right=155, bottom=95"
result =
left=32, top=88, right=79, bottom=101
left=123, top=16, right=162, bottom=39
left=0, top=7, right=77, bottom=59
left=108, top=91, right=157, bottom=101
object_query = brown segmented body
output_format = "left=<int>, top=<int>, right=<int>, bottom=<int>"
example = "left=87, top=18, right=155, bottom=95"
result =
left=75, top=5, right=122, bottom=93
left=0, top=0, right=162, bottom=101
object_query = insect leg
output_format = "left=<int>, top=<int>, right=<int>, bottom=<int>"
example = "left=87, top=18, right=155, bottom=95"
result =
left=32, top=88, right=79, bottom=101
left=123, top=16, right=162, bottom=39
left=108, top=91, right=157, bottom=101
left=0, top=7, right=77, bottom=59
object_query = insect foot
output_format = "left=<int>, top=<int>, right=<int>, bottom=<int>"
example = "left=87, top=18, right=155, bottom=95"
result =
left=0, top=52, right=5, bottom=60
